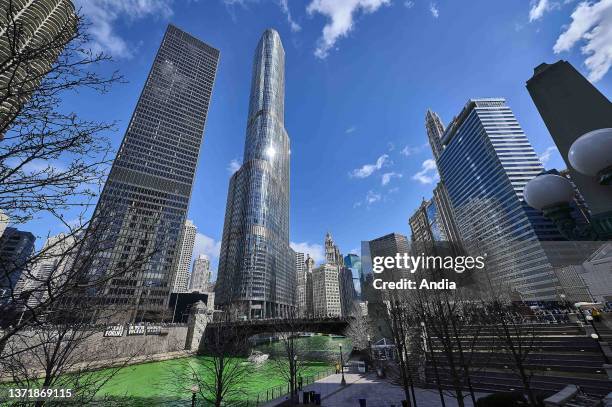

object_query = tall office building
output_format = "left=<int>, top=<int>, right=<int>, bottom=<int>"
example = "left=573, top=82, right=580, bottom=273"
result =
left=409, top=186, right=463, bottom=248
left=0, top=227, right=35, bottom=300
left=305, top=255, right=314, bottom=317
left=312, top=264, right=342, bottom=317
left=172, top=220, right=197, bottom=293
left=295, top=252, right=308, bottom=316
left=344, top=253, right=363, bottom=299
left=325, top=233, right=344, bottom=267
left=14, top=233, right=76, bottom=309
left=435, top=98, right=563, bottom=299
left=189, top=254, right=211, bottom=293
left=409, top=198, right=440, bottom=243
left=425, top=109, right=445, bottom=161
left=526, top=60, right=612, bottom=224
left=215, top=29, right=295, bottom=319
left=88, top=25, right=219, bottom=320
left=0, top=0, right=77, bottom=135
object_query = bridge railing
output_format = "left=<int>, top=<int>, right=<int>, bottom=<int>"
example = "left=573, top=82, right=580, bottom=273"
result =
left=231, top=367, right=336, bottom=406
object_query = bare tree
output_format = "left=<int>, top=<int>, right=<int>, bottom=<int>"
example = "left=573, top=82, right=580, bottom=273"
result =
left=482, top=296, right=539, bottom=406
left=170, top=306, right=253, bottom=407
left=1, top=306, right=138, bottom=406
left=1, top=0, right=122, bottom=224
left=268, top=311, right=309, bottom=404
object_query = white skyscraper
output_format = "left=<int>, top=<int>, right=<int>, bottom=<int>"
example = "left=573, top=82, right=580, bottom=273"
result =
left=189, top=254, right=211, bottom=293
left=312, top=264, right=342, bottom=317
left=172, top=220, right=197, bottom=293
left=295, top=252, right=307, bottom=316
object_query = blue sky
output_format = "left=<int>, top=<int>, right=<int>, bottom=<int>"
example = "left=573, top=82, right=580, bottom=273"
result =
left=21, top=0, right=612, bottom=278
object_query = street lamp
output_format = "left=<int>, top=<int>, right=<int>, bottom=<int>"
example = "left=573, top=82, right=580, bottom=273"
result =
left=191, top=384, right=199, bottom=407
left=586, top=315, right=610, bottom=364
left=524, top=128, right=612, bottom=240
left=339, top=343, right=346, bottom=385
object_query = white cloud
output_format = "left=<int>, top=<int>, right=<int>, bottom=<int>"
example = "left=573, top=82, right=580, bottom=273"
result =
left=553, top=0, right=612, bottom=82
left=278, top=0, right=302, bottom=32
left=228, top=158, right=242, bottom=174
left=306, top=0, right=391, bottom=59
left=429, top=2, right=439, bottom=18
left=381, top=171, right=402, bottom=186
left=349, top=154, right=390, bottom=178
left=412, top=158, right=439, bottom=184
left=529, top=0, right=559, bottom=22
left=222, top=0, right=300, bottom=32
left=538, top=145, right=559, bottom=166
left=345, top=126, right=357, bottom=134
left=193, top=232, right=221, bottom=261
left=75, top=0, right=174, bottom=58
left=366, top=190, right=381, bottom=204
left=400, top=145, right=422, bottom=156
left=290, top=241, right=325, bottom=263
left=404, top=1, right=415, bottom=8
left=353, top=189, right=382, bottom=208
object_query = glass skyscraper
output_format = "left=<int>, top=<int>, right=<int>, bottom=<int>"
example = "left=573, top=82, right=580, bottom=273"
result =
left=88, top=25, right=219, bottom=321
left=433, top=98, right=564, bottom=300
left=215, top=29, right=295, bottom=319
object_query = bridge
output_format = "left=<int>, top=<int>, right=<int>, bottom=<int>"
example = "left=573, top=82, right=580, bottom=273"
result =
left=199, top=317, right=351, bottom=352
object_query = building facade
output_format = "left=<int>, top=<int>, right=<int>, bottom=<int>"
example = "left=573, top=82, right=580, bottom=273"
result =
left=14, top=233, right=76, bottom=309
left=295, top=252, right=308, bottom=316
left=189, top=254, right=211, bottom=293
left=425, top=109, right=445, bottom=161
left=0, top=0, right=77, bottom=135
left=215, top=29, right=295, bottom=319
left=312, top=264, right=342, bottom=317
left=172, top=220, right=197, bottom=293
left=0, top=227, right=35, bottom=300
left=344, top=253, right=363, bottom=299
left=87, top=25, right=219, bottom=321
left=435, top=98, right=563, bottom=300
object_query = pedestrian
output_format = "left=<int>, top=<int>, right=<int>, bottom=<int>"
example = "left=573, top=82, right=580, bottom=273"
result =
left=335, top=362, right=340, bottom=374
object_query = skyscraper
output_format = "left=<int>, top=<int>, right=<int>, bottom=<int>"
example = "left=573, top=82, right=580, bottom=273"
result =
left=435, top=98, right=564, bottom=299
left=88, top=25, right=219, bottom=321
left=295, top=252, right=308, bottom=316
left=14, top=233, right=76, bottom=309
left=215, top=29, right=294, bottom=319
left=189, top=254, right=211, bottom=293
left=172, top=220, right=197, bottom=293
left=344, top=253, right=363, bottom=299
left=0, top=227, right=35, bottom=300
left=425, top=109, right=445, bottom=161
left=312, top=264, right=342, bottom=317
left=0, top=0, right=77, bottom=135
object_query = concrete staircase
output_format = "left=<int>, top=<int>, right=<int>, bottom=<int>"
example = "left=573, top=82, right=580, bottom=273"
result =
left=422, top=323, right=612, bottom=398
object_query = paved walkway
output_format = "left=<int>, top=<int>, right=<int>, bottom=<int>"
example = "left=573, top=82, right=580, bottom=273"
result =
left=263, top=373, right=485, bottom=407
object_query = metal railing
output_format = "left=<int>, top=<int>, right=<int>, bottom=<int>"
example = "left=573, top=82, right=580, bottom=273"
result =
left=231, top=368, right=336, bottom=406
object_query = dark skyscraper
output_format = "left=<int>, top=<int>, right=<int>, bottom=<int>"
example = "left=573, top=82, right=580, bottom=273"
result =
left=215, top=29, right=294, bottom=319
left=0, top=227, right=35, bottom=300
left=90, top=25, right=219, bottom=321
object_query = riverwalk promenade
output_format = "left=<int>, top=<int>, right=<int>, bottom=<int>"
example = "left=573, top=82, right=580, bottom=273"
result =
left=262, top=373, right=483, bottom=407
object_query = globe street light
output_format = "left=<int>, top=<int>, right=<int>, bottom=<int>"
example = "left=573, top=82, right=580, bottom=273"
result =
left=524, top=173, right=598, bottom=240
left=568, top=128, right=612, bottom=185
left=524, top=128, right=612, bottom=240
